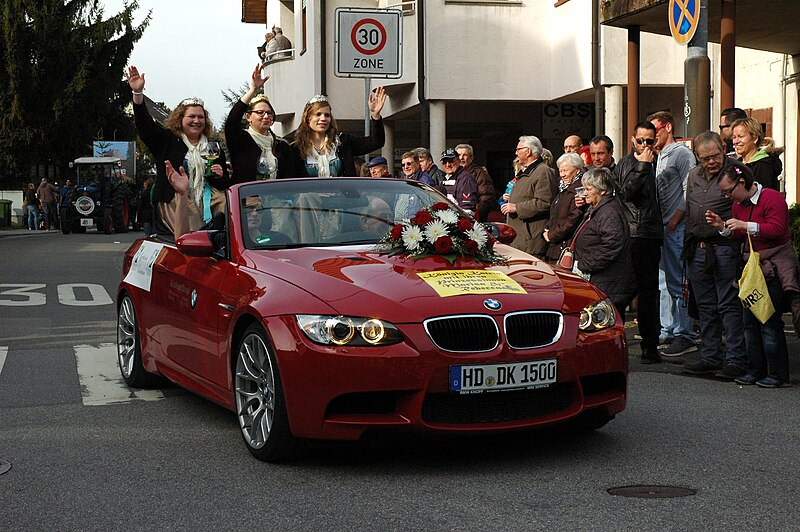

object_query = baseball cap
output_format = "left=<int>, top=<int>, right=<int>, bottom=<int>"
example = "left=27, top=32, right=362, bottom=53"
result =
left=367, top=156, right=388, bottom=168
left=441, top=148, right=458, bottom=161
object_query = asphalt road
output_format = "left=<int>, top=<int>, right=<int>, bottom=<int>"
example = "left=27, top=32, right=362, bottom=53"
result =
left=1, top=230, right=799, bottom=530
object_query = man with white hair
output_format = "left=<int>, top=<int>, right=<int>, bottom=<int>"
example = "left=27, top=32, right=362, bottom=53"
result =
left=456, top=143, right=497, bottom=221
left=272, top=27, right=292, bottom=58
left=500, top=135, right=556, bottom=256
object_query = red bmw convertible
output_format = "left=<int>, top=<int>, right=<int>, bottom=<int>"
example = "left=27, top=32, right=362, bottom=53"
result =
left=117, top=177, right=627, bottom=461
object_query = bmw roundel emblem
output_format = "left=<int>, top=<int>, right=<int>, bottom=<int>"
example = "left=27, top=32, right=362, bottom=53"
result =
left=483, top=298, right=502, bottom=311
left=190, top=289, right=198, bottom=310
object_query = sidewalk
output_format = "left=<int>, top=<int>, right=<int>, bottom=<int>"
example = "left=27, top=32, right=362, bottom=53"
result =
left=0, top=227, right=60, bottom=238
left=625, top=313, right=800, bottom=383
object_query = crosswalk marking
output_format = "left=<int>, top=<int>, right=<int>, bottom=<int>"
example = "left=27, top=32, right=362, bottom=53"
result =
left=0, top=346, right=7, bottom=378
left=75, top=343, right=164, bottom=406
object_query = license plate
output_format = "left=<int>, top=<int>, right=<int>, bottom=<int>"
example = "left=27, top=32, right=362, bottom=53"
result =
left=449, top=359, right=557, bottom=394
left=81, top=218, right=93, bottom=226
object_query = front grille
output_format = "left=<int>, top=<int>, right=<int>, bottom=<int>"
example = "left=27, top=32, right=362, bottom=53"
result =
left=421, top=383, right=572, bottom=424
left=424, top=315, right=499, bottom=353
left=504, top=311, right=563, bottom=349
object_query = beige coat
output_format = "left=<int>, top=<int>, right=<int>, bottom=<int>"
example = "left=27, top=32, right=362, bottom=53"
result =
left=507, top=159, right=556, bottom=257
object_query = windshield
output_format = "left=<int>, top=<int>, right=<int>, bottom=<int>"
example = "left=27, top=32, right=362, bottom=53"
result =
left=238, top=178, right=450, bottom=249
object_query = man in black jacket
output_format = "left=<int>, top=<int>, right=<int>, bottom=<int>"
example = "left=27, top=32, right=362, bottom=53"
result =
left=614, top=121, right=664, bottom=364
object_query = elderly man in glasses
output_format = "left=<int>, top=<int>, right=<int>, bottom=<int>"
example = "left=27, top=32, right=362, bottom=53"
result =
left=400, top=151, right=434, bottom=185
left=611, top=120, right=664, bottom=364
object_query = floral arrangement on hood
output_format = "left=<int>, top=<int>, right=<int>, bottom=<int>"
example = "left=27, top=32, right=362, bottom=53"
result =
left=376, top=202, right=507, bottom=264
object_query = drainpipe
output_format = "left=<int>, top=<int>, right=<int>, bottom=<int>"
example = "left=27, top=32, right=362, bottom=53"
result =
left=592, top=0, right=604, bottom=136
left=418, top=0, right=429, bottom=147
left=779, top=54, right=800, bottom=196
left=320, top=0, right=327, bottom=96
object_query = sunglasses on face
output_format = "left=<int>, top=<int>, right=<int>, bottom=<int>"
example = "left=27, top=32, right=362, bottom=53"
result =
left=635, top=138, right=655, bottom=146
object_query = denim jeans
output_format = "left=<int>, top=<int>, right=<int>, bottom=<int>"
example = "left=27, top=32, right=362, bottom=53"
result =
left=660, top=221, right=693, bottom=341
left=742, top=276, right=789, bottom=381
left=26, top=205, right=40, bottom=230
left=686, top=245, right=747, bottom=368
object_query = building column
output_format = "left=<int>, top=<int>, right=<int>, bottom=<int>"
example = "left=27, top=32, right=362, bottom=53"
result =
left=720, top=0, right=736, bottom=112
left=382, top=121, right=395, bottom=175
left=429, top=100, right=446, bottom=162
left=627, top=25, right=640, bottom=140
left=605, top=85, right=624, bottom=160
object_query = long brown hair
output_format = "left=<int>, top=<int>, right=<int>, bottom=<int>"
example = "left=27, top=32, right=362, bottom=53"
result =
left=165, top=103, right=213, bottom=138
left=294, top=100, right=339, bottom=158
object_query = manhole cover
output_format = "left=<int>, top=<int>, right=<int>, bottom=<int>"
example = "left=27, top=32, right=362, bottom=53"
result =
left=607, top=485, right=696, bottom=498
left=0, top=460, right=11, bottom=475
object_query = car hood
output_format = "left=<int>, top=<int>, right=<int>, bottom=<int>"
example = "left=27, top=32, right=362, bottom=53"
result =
left=242, top=244, right=604, bottom=322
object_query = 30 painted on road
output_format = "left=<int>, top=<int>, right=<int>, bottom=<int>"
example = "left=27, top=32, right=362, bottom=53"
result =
left=0, top=283, right=113, bottom=306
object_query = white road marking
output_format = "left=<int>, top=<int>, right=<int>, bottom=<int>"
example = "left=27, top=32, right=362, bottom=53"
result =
left=75, top=343, right=164, bottom=405
left=0, top=346, right=7, bottom=378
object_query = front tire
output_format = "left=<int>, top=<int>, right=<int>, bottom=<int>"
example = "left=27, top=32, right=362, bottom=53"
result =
left=117, top=294, right=160, bottom=388
left=235, top=324, right=297, bottom=462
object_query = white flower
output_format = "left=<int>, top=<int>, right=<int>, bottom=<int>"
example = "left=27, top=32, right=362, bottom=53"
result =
left=401, top=225, right=424, bottom=251
left=467, top=223, right=488, bottom=246
left=435, top=209, right=459, bottom=225
left=424, top=220, right=449, bottom=243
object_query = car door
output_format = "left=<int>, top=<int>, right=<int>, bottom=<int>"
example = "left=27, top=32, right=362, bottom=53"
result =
left=152, top=246, right=233, bottom=389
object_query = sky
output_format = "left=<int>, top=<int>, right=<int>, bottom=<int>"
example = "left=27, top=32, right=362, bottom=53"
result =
left=102, top=0, right=269, bottom=125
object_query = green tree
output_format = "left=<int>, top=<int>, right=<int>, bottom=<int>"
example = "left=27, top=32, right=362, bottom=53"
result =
left=0, top=0, right=150, bottom=186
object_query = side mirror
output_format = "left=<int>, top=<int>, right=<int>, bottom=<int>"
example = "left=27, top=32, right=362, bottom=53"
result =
left=176, top=231, right=216, bottom=257
left=486, top=222, right=516, bottom=245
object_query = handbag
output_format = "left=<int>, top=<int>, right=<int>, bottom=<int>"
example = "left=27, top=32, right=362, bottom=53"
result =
left=738, top=233, right=775, bottom=324
left=555, top=215, right=589, bottom=270
left=558, top=248, right=574, bottom=269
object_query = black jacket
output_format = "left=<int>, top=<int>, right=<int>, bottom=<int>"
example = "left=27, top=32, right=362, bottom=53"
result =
left=613, top=150, right=663, bottom=241
left=291, top=118, right=385, bottom=177
left=224, top=100, right=297, bottom=182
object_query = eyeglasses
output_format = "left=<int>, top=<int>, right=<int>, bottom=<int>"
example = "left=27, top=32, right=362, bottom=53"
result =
left=719, top=124, right=731, bottom=131
left=699, top=152, right=723, bottom=163
left=401, top=162, right=415, bottom=167
left=635, top=138, right=655, bottom=146
left=515, top=146, right=529, bottom=152
left=442, top=159, right=458, bottom=165
left=720, top=180, right=741, bottom=196
left=654, top=123, right=668, bottom=132
left=249, top=109, right=274, bottom=117
left=180, top=97, right=205, bottom=107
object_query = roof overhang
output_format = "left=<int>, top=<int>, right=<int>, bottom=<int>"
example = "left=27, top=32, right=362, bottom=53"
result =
left=600, top=0, right=800, bottom=56
left=242, top=0, right=266, bottom=24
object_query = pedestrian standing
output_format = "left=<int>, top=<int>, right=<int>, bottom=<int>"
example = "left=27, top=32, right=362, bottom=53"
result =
left=37, top=178, right=59, bottom=230
left=23, top=183, right=40, bottom=231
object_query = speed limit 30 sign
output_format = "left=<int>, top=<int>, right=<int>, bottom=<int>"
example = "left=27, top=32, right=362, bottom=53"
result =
left=335, top=8, right=402, bottom=78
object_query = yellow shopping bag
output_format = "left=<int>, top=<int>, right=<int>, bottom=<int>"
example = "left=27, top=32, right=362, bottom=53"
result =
left=738, top=234, right=775, bottom=324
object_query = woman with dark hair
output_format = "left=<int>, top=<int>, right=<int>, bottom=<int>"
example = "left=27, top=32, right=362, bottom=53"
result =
left=706, top=161, right=799, bottom=388
left=571, top=167, right=635, bottom=322
left=730, top=117, right=783, bottom=191
left=291, top=88, right=387, bottom=177
left=126, top=66, right=229, bottom=239
left=225, top=64, right=296, bottom=181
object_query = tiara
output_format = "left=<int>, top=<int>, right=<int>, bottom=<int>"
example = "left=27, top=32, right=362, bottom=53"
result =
left=307, top=94, right=329, bottom=105
left=180, top=97, right=205, bottom=107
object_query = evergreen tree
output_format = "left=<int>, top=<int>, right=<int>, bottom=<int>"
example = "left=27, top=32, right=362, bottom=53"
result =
left=0, top=0, right=150, bottom=186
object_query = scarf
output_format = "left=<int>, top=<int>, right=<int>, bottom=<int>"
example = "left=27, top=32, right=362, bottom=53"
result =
left=559, top=172, right=582, bottom=193
left=180, top=133, right=213, bottom=223
left=247, top=126, right=278, bottom=179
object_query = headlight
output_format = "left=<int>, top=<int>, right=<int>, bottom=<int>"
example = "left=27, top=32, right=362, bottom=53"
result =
left=295, top=315, right=404, bottom=346
left=579, top=299, right=617, bottom=332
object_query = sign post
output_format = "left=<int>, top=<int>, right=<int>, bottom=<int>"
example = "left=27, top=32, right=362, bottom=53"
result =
left=335, top=8, right=402, bottom=79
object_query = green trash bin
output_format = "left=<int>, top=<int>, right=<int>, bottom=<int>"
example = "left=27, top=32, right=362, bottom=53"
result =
left=0, top=199, right=11, bottom=228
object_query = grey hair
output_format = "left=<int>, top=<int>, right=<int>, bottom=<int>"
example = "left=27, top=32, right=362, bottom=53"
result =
left=519, top=136, right=543, bottom=157
left=455, top=143, right=473, bottom=156
left=414, top=147, right=433, bottom=161
left=556, top=152, right=584, bottom=171
left=581, top=167, right=614, bottom=193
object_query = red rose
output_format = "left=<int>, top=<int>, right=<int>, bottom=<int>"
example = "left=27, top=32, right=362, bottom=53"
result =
left=435, top=236, right=453, bottom=253
left=457, top=217, right=473, bottom=232
left=414, top=210, right=433, bottom=225
left=464, top=239, right=478, bottom=254
left=431, top=202, right=450, bottom=211
left=390, top=224, right=404, bottom=240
